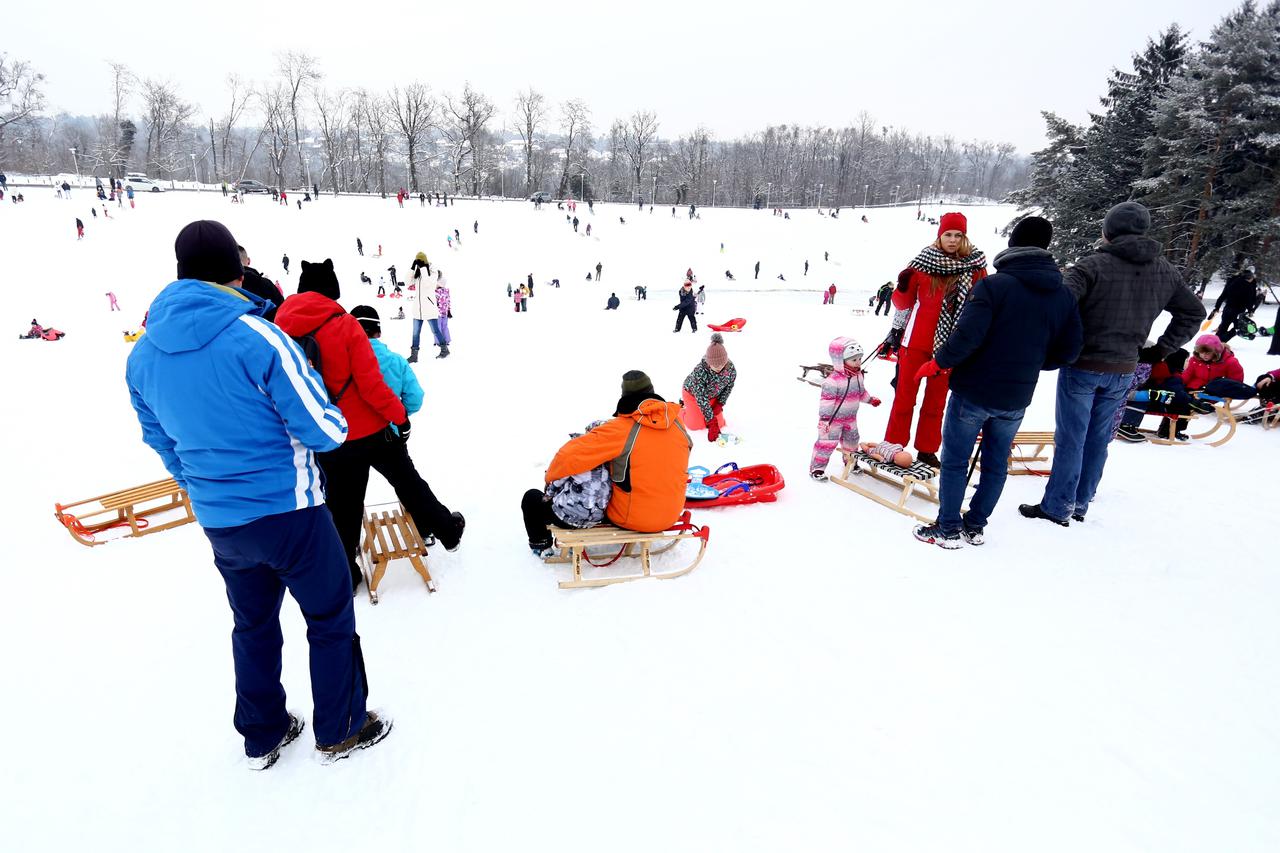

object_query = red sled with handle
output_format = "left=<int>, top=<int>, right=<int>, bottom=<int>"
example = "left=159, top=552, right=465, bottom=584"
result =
left=685, top=462, right=785, bottom=508
left=707, top=318, right=747, bottom=332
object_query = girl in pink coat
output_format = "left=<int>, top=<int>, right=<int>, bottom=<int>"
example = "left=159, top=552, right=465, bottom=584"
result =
left=810, top=337, right=881, bottom=480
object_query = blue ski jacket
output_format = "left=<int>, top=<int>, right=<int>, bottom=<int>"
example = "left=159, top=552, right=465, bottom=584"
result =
left=126, top=279, right=348, bottom=527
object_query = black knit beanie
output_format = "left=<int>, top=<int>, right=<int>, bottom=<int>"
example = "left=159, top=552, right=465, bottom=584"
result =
left=1103, top=202, right=1151, bottom=240
left=350, top=304, right=380, bottom=337
left=175, top=220, right=244, bottom=284
left=298, top=259, right=341, bottom=300
left=621, top=370, right=654, bottom=395
left=1009, top=216, right=1053, bottom=249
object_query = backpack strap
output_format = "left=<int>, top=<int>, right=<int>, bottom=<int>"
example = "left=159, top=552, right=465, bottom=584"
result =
left=305, top=311, right=356, bottom=403
left=609, top=421, right=644, bottom=484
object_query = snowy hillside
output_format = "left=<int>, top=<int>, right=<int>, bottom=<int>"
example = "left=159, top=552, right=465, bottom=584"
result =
left=3, top=191, right=1278, bottom=853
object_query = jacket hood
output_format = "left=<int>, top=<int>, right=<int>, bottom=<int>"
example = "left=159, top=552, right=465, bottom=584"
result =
left=1099, top=234, right=1162, bottom=264
left=624, top=399, right=683, bottom=430
left=274, top=291, right=343, bottom=336
left=144, top=279, right=267, bottom=354
left=827, top=335, right=862, bottom=372
left=992, top=247, right=1063, bottom=291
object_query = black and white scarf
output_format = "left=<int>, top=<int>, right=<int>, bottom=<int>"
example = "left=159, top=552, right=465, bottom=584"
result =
left=908, top=245, right=987, bottom=353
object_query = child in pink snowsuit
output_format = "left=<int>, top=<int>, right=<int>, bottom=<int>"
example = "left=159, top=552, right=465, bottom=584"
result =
left=811, top=337, right=881, bottom=479
left=107, top=291, right=120, bottom=311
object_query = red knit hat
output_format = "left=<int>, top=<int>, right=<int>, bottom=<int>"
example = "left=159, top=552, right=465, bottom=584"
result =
left=938, top=212, right=968, bottom=237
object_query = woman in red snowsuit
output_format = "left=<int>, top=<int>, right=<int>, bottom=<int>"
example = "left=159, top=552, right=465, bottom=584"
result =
left=883, top=212, right=988, bottom=465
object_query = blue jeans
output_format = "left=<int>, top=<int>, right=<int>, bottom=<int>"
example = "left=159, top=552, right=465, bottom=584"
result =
left=202, top=506, right=368, bottom=755
left=411, top=318, right=424, bottom=349
left=1042, top=367, right=1134, bottom=521
left=937, top=393, right=1026, bottom=534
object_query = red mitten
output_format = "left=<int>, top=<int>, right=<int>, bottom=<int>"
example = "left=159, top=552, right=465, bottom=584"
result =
left=915, top=360, right=944, bottom=381
left=707, top=420, right=721, bottom=442
left=869, top=397, right=882, bottom=407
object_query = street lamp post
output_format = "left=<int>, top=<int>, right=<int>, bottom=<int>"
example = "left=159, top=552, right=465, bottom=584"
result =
left=817, top=182, right=824, bottom=210
left=652, top=174, right=657, bottom=206
left=863, top=184, right=869, bottom=208
left=191, top=153, right=199, bottom=188
left=766, top=181, right=772, bottom=209
left=712, top=178, right=717, bottom=207
left=70, top=147, right=79, bottom=181
left=303, top=155, right=312, bottom=194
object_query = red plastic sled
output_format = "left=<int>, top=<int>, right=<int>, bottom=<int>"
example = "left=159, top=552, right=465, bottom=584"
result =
left=707, top=318, right=747, bottom=332
left=685, top=463, right=785, bottom=508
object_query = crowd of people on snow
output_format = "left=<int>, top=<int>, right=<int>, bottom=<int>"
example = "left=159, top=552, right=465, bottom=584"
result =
left=108, top=188, right=1279, bottom=774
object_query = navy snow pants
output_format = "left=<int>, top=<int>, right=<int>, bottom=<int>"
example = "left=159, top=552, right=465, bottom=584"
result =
left=203, top=505, right=368, bottom=756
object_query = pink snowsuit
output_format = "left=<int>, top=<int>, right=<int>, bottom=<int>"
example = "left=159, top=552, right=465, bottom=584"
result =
left=810, top=336, right=872, bottom=474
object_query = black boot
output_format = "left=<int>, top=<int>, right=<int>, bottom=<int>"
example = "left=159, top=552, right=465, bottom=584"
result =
left=436, top=344, right=450, bottom=358
left=407, top=347, right=418, bottom=364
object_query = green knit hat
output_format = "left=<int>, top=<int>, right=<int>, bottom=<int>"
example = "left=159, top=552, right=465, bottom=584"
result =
left=620, top=370, right=654, bottom=395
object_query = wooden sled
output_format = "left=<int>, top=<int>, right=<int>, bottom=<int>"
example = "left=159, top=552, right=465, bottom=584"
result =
left=975, top=431, right=1055, bottom=476
left=360, top=502, right=434, bottom=604
left=797, top=363, right=834, bottom=387
left=545, top=511, right=710, bottom=589
left=831, top=451, right=939, bottom=523
left=1138, top=400, right=1237, bottom=447
left=55, top=477, right=194, bottom=546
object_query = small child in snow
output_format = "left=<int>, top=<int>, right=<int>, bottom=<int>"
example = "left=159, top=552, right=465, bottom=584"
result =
left=106, top=291, right=120, bottom=311
left=810, top=337, right=881, bottom=480
left=360, top=272, right=373, bottom=286
left=76, top=218, right=85, bottom=238
left=1183, top=334, right=1253, bottom=399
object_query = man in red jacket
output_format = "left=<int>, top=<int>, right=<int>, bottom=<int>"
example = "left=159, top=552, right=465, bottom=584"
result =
left=275, top=259, right=462, bottom=590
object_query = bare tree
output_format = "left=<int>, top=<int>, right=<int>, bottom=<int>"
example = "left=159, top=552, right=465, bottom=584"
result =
left=141, top=78, right=196, bottom=178
left=513, top=87, right=547, bottom=194
left=313, top=87, right=348, bottom=193
left=362, top=91, right=393, bottom=196
left=0, top=54, right=46, bottom=145
left=389, top=82, right=433, bottom=192
left=216, top=74, right=250, bottom=182
left=621, top=110, right=660, bottom=200
left=277, top=52, right=321, bottom=186
left=258, top=82, right=291, bottom=191
left=442, top=83, right=495, bottom=194
left=557, top=98, right=591, bottom=197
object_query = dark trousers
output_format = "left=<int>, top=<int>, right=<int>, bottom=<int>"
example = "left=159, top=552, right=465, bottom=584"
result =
left=522, top=489, right=568, bottom=547
left=319, top=430, right=460, bottom=587
left=1201, top=378, right=1256, bottom=399
left=875, top=296, right=891, bottom=316
left=675, top=309, right=697, bottom=332
left=1270, top=303, right=1280, bottom=355
left=203, top=506, right=367, bottom=754
left=1216, top=304, right=1248, bottom=342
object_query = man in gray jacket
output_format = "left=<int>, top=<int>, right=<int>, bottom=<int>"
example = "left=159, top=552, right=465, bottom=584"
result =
left=1021, top=202, right=1205, bottom=526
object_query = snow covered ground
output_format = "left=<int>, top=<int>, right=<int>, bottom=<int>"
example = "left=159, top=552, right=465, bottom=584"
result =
left=3, top=191, right=1278, bottom=853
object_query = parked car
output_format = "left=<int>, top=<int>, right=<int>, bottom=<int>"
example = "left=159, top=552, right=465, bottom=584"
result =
left=529, top=191, right=553, bottom=203
left=126, top=176, right=164, bottom=193
left=235, top=179, right=274, bottom=195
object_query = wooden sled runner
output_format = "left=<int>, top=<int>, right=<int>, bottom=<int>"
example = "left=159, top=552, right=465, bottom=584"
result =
left=831, top=451, right=939, bottom=523
left=1137, top=400, right=1237, bottom=447
left=545, top=511, right=710, bottom=589
left=974, top=431, right=1055, bottom=476
left=360, top=502, right=434, bottom=604
left=55, top=477, right=194, bottom=546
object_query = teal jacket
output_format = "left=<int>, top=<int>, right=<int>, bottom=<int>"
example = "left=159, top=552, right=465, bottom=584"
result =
left=369, top=339, right=423, bottom=426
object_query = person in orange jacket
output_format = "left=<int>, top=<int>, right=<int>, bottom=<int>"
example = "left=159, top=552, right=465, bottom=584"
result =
left=882, top=212, right=988, bottom=467
left=521, top=370, right=692, bottom=555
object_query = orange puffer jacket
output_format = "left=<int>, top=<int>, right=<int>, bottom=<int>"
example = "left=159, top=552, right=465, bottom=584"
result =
left=545, top=399, right=692, bottom=532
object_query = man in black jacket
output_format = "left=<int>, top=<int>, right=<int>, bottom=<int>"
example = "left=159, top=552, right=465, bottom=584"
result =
left=912, top=217, right=1083, bottom=549
left=1022, top=202, right=1204, bottom=526
left=673, top=281, right=697, bottom=332
left=1213, top=268, right=1258, bottom=342
left=237, top=246, right=284, bottom=321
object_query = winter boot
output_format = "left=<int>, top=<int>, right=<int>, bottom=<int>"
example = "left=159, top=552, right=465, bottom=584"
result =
left=407, top=347, right=419, bottom=364
left=436, top=343, right=450, bottom=359
left=916, top=451, right=940, bottom=468
left=247, top=713, right=305, bottom=771
left=1018, top=503, right=1069, bottom=527
left=316, top=710, right=393, bottom=765
left=445, top=512, right=465, bottom=552
left=1116, top=423, right=1147, bottom=443
left=913, top=523, right=962, bottom=549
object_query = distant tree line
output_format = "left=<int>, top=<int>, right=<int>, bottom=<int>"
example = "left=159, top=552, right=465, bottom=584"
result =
left=1012, top=0, right=1280, bottom=283
left=0, top=51, right=1028, bottom=207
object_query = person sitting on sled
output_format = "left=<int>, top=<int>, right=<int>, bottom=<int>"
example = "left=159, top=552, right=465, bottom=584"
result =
left=520, top=371, right=691, bottom=557
left=681, top=333, right=736, bottom=443
left=810, top=337, right=880, bottom=481
left=22, top=319, right=66, bottom=341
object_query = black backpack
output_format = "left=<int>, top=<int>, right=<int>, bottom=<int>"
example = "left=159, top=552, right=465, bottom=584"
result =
left=292, top=311, right=354, bottom=402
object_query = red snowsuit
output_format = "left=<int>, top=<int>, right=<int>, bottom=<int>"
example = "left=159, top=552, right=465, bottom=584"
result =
left=1182, top=348, right=1244, bottom=390
left=885, top=266, right=988, bottom=453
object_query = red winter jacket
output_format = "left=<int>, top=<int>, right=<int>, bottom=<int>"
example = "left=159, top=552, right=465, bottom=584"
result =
left=275, top=292, right=407, bottom=440
left=1182, top=348, right=1244, bottom=391
left=891, top=267, right=989, bottom=353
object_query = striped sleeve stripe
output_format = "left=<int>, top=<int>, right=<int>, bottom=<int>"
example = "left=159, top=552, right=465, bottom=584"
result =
left=238, top=315, right=348, bottom=444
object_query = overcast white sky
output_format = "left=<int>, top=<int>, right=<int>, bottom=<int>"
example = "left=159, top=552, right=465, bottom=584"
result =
left=13, top=0, right=1239, bottom=154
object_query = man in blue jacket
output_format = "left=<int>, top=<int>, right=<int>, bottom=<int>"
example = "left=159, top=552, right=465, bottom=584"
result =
left=911, top=217, right=1083, bottom=549
left=126, top=220, right=391, bottom=769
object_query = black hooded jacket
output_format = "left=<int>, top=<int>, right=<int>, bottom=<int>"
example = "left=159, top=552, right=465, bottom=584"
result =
left=935, top=247, right=1083, bottom=411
